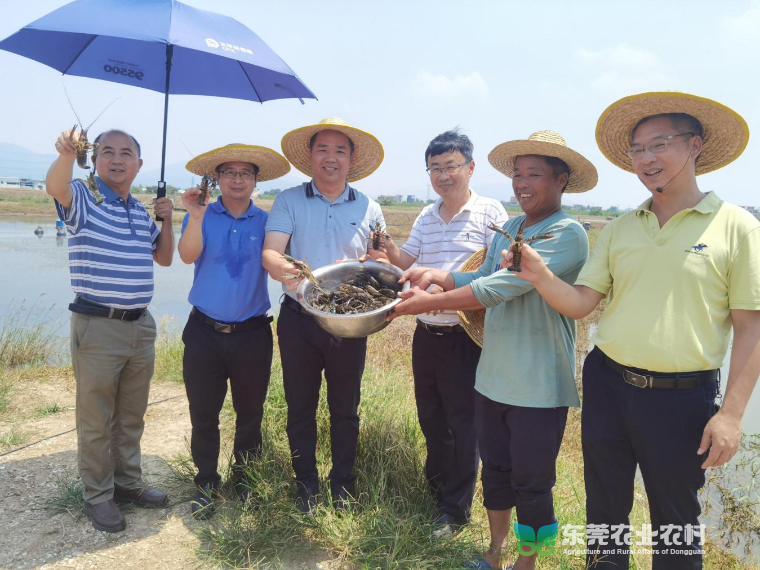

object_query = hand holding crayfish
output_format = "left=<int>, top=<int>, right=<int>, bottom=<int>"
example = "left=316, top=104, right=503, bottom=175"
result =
left=180, top=188, right=208, bottom=220
left=54, top=127, right=81, bottom=161
left=500, top=244, right=552, bottom=284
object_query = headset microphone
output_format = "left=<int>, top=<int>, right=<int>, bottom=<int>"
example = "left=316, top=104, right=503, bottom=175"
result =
left=652, top=148, right=693, bottom=195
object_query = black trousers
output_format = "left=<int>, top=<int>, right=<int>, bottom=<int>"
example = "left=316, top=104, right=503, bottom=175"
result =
left=475, top=390, right=568, bottom=533
left=583, top=347, right=718, bottom=570
left=277, top=300, right=366, bottom=493
left=412, top=323, right=481, bottom=523
left=182, top=312, right=273, bottom=487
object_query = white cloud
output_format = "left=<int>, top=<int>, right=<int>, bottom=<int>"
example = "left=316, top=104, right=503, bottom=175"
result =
left=722, top=5, right=760, bottom=41
left=410, top=70, right=489, bottom=101
left=575, top=44, right=662, bottom=69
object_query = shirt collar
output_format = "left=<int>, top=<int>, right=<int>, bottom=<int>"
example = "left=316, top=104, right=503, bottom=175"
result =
left=635, top=191, right=720, bottom=216
left=213, top=197, right=257, bottom=218
left=96, top=177, right=137, bottom=206
left=305, top=180, right=356, bottom=202
left=432, top=188, right=478, bottom=221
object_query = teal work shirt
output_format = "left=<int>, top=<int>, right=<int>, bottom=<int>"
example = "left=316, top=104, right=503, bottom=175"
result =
left=452, top=211, right=588, bottom=408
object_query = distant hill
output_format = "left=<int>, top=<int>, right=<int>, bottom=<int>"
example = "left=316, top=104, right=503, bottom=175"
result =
left=0, top=143, right=58, bottom=180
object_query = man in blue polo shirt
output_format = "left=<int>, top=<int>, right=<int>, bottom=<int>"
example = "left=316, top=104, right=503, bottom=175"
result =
left=47, top=127, right=175, bottom=533
left=180, top=144, right=291, bottom=519
left=262, top=118, right=386, bottom=513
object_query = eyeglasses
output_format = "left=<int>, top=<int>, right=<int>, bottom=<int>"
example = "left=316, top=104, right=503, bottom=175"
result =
left=426, top=161, right=471, bottom=177
left=625, top=133, right=694, bottom=160
left=218, top=169, right=255, bottom=180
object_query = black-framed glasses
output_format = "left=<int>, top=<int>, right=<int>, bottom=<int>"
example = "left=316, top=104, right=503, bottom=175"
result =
left=625, top=133, right=694, bottom=160
left=219, top=169, right=255, bottom=180
left=426, top=161, right=471, bottom=177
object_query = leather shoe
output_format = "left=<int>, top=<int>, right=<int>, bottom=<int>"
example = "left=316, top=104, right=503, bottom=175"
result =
left=114, top=486, right=169, bottom=508
left=432, top=512, right=465, bottom=540
left=191, top=483, right=216, bottom=520
left=83, top=499, right=126, bottom=533
left=295, top=482, right=318, bottom=515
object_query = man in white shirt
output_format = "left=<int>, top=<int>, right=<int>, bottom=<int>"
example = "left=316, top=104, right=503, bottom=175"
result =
left=381, top=130, right=507, bottom=535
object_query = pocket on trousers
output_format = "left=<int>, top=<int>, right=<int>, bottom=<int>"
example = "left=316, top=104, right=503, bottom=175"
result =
left=704, top=382, right=719, bottom=420
left=72, top=314, right=92, bottom=349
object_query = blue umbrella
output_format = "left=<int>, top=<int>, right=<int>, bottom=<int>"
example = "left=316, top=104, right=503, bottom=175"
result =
left=0, top=0, right=316, bottom=217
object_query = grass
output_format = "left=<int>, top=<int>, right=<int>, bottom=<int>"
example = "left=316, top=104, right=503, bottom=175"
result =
left=0, top=427, right=28, bottom=449
left=34, top=402, right=65, bottom=416
left=0, top=303, right=60, bottom=368
left=45, top=475, right=85, bottom=517
left=154, top=317, right=185, bottom=383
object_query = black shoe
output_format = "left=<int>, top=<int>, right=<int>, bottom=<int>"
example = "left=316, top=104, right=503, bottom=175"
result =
left=191, top=483, right=216, bottom=520
left=295, top=482, right=318, bottom=515
left=331, top=485, right=353, bottom=515
left=234, top=477, right=260, bottom=509
left=114, top=486, right=169, bottom=508
left=82, top=499, right=126, bottom=533
left=432, top=512, right=466, bottom=539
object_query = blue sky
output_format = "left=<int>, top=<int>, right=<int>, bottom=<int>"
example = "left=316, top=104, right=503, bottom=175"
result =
left=0, top=0, right=758, bottom=208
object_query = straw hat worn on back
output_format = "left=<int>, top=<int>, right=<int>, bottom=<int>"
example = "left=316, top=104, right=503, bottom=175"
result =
left=186, top=144, right=290, bottom=182
left=488, top=131, right=598, bottom=193
left=596, top=91, right=750, bottom=175
left=281, top=117, right=384, bottom=182
left=456, top=248, right=488, bottom=348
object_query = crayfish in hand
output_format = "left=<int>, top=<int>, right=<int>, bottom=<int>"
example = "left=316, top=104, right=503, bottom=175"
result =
left=197, top=175, right=216, bottom=207
left=282, top=254, right=321, bottom=288
left=370, top=220, right=391, bottom=250
left=488, top=222, right=553, bottom=273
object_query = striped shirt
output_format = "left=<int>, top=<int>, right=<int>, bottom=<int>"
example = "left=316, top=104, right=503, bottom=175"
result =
left=55, top=177, right=160, bottom=309
left=401, top=189, right=508, bottom=325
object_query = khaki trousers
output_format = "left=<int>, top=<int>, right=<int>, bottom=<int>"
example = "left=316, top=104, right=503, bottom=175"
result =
left=70, top=311, right=156, bottom=504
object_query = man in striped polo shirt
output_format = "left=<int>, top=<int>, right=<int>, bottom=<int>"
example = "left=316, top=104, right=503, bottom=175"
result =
left=47, top=128, right=175, bottom=533
left=381, top=130, right=507, bottom=536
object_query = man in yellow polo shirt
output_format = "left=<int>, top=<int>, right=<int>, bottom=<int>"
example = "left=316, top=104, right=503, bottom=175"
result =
left=507, top=92, right=760, bottom=570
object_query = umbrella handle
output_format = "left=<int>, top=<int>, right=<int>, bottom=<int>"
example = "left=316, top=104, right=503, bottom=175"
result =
left=155, top=180, right=166, bottom=221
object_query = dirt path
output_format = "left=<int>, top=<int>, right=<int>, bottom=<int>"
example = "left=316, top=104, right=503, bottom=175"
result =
left=0, top=370, right=335, bottom=569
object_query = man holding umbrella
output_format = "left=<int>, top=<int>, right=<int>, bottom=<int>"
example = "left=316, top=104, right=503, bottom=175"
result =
left=179, top=144, right=290, bottom=519
left=262, top=118, right=386, bottom=513
left=47, top=127, right=175, bottom=533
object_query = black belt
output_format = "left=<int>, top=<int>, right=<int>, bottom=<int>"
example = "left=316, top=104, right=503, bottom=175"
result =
left=599, top=350, right=718, bottom=390
left=69, top=296, right=147, bottom=321
left=191, top=307, right=272, bottom=334
left=282, top=295, right=310, bottom=316
left=416, top=320, right=465, bottom=336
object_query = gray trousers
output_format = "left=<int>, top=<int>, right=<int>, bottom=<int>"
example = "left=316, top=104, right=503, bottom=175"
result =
left=70, top=311, right=156, bottom=504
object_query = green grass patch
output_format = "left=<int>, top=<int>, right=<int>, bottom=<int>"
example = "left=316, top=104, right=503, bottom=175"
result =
left=0, top=303, right=61, bottom=369
left=34, top=402, right=65, bottom=416
left=153, top=318, right=184, bottom=383
left=45, top=475, right=85, bottom=517
left=0, top=427, right=28, bottom=449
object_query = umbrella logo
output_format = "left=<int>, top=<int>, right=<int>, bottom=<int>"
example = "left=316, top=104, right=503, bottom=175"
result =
left=206, top=38, right=220, bottom=48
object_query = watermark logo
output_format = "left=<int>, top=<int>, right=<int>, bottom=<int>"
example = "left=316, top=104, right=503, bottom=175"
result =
left=205, top=38, right=219, bottom=48
left=205, top=37, right=253, bottom=55
left=514, top=522, right=558, bottom=557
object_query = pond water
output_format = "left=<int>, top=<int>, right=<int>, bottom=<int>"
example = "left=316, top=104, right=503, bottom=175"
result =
left=0, top=216, right=282, bottom=334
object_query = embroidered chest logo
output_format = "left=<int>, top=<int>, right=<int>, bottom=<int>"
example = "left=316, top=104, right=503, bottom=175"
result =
left=685, top=243, right=709, bottom=257
left=464, top=232, right=471, bottom=241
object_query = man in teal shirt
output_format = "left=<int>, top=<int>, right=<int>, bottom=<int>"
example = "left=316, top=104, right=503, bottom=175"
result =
left=392, top=131, right=597, bottom=570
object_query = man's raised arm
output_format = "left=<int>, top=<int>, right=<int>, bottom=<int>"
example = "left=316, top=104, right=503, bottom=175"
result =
left=46, top=128, right=80, bottom=209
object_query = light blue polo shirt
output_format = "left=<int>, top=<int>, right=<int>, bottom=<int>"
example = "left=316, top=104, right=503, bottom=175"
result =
left=265, top=181, right=386, bottom=298
left=182, top=198, right=270, bottom=322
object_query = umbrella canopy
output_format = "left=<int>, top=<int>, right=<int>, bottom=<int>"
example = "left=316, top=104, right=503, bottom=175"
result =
left=0, top=0, right=316, bottom=216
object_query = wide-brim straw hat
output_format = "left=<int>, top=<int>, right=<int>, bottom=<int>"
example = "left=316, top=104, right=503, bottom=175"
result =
left=456, top=248, right=487, bottom=348
left=596, top=91, right=750, bottom=176
left=488, top=131, right=598, bottom=193
left=186, top=144, right=290, bottom=182
left=281, top=117, right=384, bottom=182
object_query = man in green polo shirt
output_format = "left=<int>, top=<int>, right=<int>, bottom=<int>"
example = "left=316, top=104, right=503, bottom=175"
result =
left=511, top=92, right=760, bottom=570
left=392, top=131, right=597, bottom=570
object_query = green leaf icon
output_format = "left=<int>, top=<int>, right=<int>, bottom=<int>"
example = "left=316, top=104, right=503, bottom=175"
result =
left=537, top=522, right=558, bottom=542
left=514, top=523, right=536, bottom=542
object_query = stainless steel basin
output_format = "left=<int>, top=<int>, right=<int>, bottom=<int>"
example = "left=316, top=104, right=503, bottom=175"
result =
left=295, top=260, right=410, bottom=338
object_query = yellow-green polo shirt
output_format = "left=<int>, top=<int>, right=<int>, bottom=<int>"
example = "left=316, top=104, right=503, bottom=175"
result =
left=576, top=191, right=760, bottom=372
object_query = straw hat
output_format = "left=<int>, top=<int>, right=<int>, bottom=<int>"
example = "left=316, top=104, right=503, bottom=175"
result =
left=186, top=144, right=290, bottom=182
left=596, top=91, right=749, bottom=175
left=281, top=117, right=384, bottom=182
left=488, top=131, right=598, bottom=193
left=456, top=248, right=487, bottom=348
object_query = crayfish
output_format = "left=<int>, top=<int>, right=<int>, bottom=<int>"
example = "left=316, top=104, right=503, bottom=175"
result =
left=282, top=254, right=320, bottom=287
left=85, top=171, right=104, bottom=206
left=370, top=220, right=391, bottom=250
left=64, top=84, right=119, bottom=170
left=488, top=222, right=553, bottom=273
left=197, top=175, right=216, bottom=207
